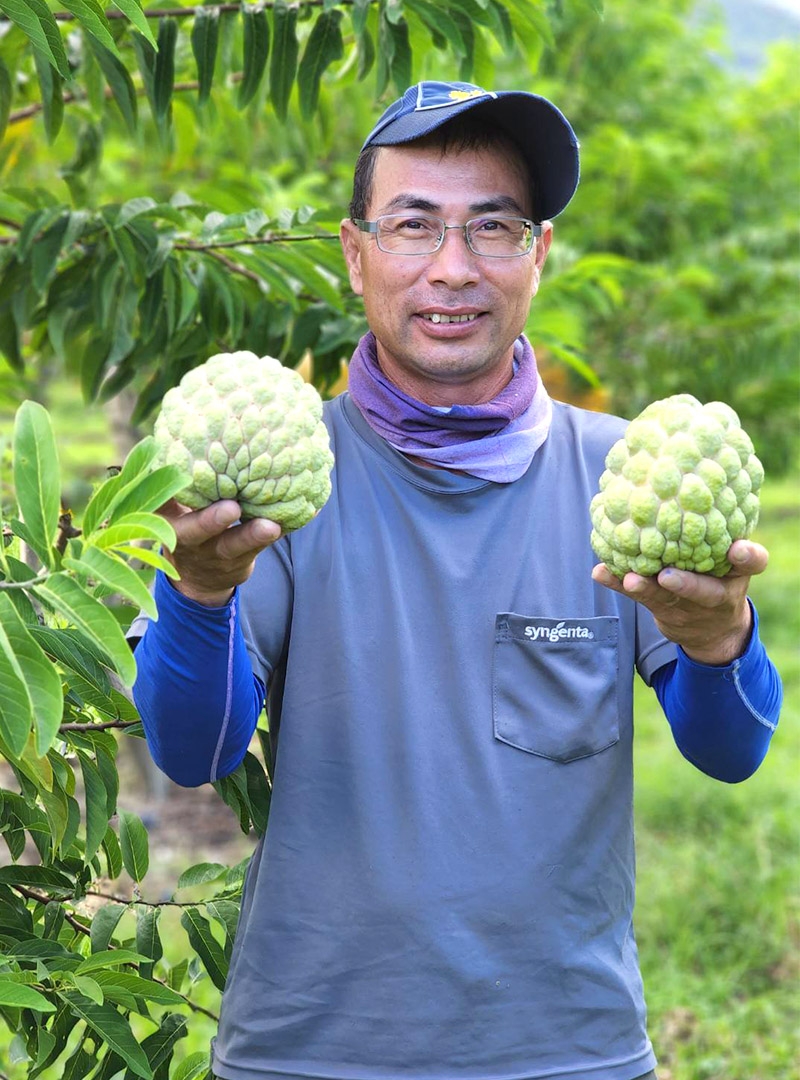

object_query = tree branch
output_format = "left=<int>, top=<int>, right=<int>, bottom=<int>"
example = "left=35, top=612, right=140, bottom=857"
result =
left=44, top=0, right=361, bottom=20
left=11, top=884, right=91, bottom=937
left=176, top=233, right=339, bottom=251
left=59, top=719, right=141, bottom=731
left=206, top=248, right=264, bottom=286
left=7, top=79, right=204, bottom=126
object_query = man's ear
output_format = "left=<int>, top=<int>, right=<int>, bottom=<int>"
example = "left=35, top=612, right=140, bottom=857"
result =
left=531, top=220, right=553, bottom=297
left=340, top=219, right=364, bottom=296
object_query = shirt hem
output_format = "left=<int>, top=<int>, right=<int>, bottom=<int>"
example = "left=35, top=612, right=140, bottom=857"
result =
left=212, top=1044, right=657, bottom=1080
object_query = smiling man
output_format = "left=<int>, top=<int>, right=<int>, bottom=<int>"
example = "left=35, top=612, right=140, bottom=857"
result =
left=131, top=82, right=782, bottom=1080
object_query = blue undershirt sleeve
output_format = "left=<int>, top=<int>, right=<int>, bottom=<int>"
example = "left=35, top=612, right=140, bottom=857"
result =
left=132, top=571, right=264, bottom=787
left=651, top=602, right=782, bottom=783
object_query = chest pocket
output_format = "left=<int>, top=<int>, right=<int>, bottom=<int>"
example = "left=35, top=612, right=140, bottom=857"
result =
left=492, top=614, right=620, bottom=763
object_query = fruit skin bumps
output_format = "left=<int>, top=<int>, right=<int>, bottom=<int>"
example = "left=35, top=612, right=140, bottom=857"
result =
left=153, top=351, right=334, bottom=531
left=590, top=394, right=763, bottom=578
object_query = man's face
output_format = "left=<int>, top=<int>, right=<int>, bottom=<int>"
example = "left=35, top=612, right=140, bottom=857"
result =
left=340, top=142, right=552, bottom=406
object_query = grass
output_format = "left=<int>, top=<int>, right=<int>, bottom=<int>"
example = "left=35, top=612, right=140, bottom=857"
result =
left=633, top=474, right=800, bottom=1079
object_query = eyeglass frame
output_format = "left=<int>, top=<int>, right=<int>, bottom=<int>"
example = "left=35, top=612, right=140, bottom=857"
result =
left=352, top=214, right=543, bottom=258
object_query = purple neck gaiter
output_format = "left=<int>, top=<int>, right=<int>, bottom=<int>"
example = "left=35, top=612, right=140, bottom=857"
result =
left=347, top=332, right=552, bottom=483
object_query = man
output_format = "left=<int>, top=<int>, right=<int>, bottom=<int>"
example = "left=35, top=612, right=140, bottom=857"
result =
left=131, top=82, right=782, bottom=1080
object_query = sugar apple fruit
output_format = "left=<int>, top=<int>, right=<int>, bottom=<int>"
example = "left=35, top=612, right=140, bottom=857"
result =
left=590, top=394, right=762, bottom=578
left=153, top=351, right=334, bottom=531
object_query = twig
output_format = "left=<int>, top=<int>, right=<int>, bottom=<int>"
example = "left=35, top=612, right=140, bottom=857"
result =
left=176, top=234, right=339, bottom=250
left=59, top=719, right=141, bottom=732
left=43, top=0, right=360, bottom=20
left=206, top=248, right=264, bottom=286
left=7, top=79, right=203, bottom=126
left=11, top=885, right=91, bottom=937
left=0, top=573, right=49, bottom=589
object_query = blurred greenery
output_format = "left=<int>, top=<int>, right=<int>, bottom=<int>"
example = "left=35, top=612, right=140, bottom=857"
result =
left=1, top=0, right=798, bottom=469
left=0, top=0, right=798, bottom=1076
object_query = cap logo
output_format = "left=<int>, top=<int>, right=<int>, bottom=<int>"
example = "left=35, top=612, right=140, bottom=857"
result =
left=448, top=89, right=485, bottom=102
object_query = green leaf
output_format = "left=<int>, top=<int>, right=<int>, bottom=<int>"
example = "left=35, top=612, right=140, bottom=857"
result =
left=242, top=750, right=270, bottom=836
left=62, top=1045, right=98, bottom=1080
left=61, top=0, right=120, bottom=57
left=0, top=592, right=63, bottom=757
left=81, top=471, right=127, bottom=539
left=238, top=3, right=270, bottom=110
left=0, top=981, right=56, bottom=1012
left=89, top=38, right=139, bottom=131
left=0, top=864, right=75, bottom=895
left=91, top=969, right=183, bottom=1007
left=153, top=17, right=177, bottom=122
left=256, top=244, right=344, bottom=311
left=191, top=6, right=219, bottom=105
left=93, top=511, right=177, bottom=553
left=356, top=26, right=374, bottom=80
left=3, top=938, right=79, bottom=971
left=135, top=906, right=162, bottom=981
left=297, top=8, right=343, bottom=120
left=76, top=750, right=111, bottom=864
left=72, top=973, right=105, bottom=1005
left=0, top=0, right=70, bottom=79
left=33, top=41, right=64, bottom=142
left=177, top=862, right=227, bottom=890
left=101, top=824, right=123, bottom=880
left=172, top=1051, right=212, bottom=1080
left=350, top=0, right=371, bottom=36
left=270, top=0, right=298, bottom=121
left=118, top=809, right=149, bottom=882
left=110, top=0, right=157, bottom=48
left=105, top=465, right=191, bottom=527
left=406, top=0, right=467, bottom=57
left=110, top=544, right=180, bottom=580
left=75, top=948, right=147, bottom=974
left=33, top=573, right=138, bottom=687
left=90, top=902, right=127, bottom=953
left=205, top=899, right=241, bottom=951
left=0, top=56, right=13, bottom=142
left=12, top=400, right=60, bottom=570
left=386, top=16, right=411, bottom=94
left=0, top=631, right=36, bottom=758
left=30, top=626, right=111, bottom=696
left=180, top=907, right=228, bottom=991
left=486, top=0, right=514, bottom=51
left=63, top=548, right=157, bottom=619
left=57, top=991, right=153, bottom=1078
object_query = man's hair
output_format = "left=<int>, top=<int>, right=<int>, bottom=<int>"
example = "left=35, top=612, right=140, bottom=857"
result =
left=349, top=113, right=540, bottom=223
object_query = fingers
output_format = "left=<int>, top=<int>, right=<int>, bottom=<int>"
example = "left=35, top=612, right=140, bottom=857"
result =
left=167, top=501, right=242, bottom=546
left=727, top=539, right=769, bottom=577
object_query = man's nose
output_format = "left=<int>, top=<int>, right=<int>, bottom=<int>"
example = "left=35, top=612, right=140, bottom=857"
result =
left=425, top=227, right=480, bottom=288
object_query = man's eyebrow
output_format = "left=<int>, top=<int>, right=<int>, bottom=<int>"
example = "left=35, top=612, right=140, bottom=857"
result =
left=379, top=194, right=528, bottom=216
left=381, top=195, right=440, bottom=214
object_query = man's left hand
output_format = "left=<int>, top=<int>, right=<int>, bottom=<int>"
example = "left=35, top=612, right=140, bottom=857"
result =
left=592, top=539, right=769, bottom=665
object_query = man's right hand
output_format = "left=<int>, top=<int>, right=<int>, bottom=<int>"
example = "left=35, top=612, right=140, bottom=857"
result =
left=159, top=499, right=281, bottom=607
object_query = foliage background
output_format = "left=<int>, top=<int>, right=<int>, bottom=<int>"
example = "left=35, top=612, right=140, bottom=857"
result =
left=0, top=0, right=798, bottom=1076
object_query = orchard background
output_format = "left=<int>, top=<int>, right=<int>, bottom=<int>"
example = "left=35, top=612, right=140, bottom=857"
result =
left=0, top=0, right=798, bottom=1076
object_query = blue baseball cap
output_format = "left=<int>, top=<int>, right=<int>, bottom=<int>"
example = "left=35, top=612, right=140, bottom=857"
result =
left=361, top=81, right=580, bottom=221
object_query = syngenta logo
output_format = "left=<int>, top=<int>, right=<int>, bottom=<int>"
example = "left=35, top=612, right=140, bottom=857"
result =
left=524, top=621, right=595, bottom=643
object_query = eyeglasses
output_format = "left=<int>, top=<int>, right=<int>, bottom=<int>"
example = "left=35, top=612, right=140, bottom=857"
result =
left=353, top=214, right=541, bottom=258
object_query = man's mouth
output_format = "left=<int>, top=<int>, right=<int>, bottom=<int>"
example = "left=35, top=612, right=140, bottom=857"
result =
left=420, top=313, right=478, bottom=324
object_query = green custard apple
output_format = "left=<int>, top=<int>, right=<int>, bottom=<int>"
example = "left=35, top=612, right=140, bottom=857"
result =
left=153, top=351, right=334, bottom=531
left=590, top=394, right=763, bottom=578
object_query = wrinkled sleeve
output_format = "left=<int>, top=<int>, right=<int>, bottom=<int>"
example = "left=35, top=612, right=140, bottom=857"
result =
left=132, top=571, right=265, bottom=787
left=651, top=602, right=782, bottom=783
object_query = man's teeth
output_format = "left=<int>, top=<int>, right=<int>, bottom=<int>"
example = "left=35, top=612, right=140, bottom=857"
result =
left=423, top=313, right=477, bottom=324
